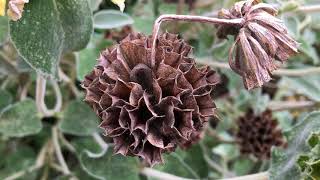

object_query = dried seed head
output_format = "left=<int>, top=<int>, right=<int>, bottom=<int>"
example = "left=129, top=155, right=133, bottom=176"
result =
left=82, top=33, right=220, bottom=166
left=236, top=109, right=286, bottom=159
left=216, top=0, right=299, bottom=90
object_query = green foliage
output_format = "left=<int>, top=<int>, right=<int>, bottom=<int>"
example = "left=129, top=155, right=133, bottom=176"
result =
left=0, top=99, right=42, bottom=137
left=0, top=0, right=320, bottom=179
left=0, top=16, right=8, bottom=44
left=93, top=10, right=133, bottom=29
left=297, top=132, right=320, bottom=180
left=80, top=149, right=140, bottom=180
left=278, top=75, right=320, bottom=101
left=59, top=100, right=100, bottom=136
left=154, top=144, right=209, bottom=179
left=269, top=111, right=320, bottom=180
left=0, top=144, right=37, bottom=179
left=9, top=0, right=93, bottom=79
left=76, top=34, right=113, bottom=81
left=0, top=89, right=12, bottom=111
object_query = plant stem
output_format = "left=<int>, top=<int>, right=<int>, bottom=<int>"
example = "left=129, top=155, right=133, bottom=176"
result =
left=141, top=168, right=194, bottom=180
left=4, top=141, right=49, bottom=180
left=151, top=15, right=244, bottom=67
left=298, top=4, right=320, bottom=13
left=203, top=4, right=320, bottom=17
left=196, top=58, right=320, bottom=77
left=58, top=131, right=76, bottom=153
left=221, top=172, right=269, bottom=180
left=52, top=127, right=71, bottom=175
left=268, top=100, right=318, bottom=111
left=36, top=75, right=62, bottom=117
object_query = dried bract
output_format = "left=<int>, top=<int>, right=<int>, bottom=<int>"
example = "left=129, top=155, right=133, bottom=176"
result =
left=236, top=109, right=286, bottom=159
left=7, top=0, right=29, bottom=21
left=216, top=0, right=299, bottom=90
left=82, top=33, right=220, bottom=166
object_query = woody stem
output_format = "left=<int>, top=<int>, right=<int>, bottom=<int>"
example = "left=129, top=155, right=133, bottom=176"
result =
left=151, top=14, right=244, bottom=67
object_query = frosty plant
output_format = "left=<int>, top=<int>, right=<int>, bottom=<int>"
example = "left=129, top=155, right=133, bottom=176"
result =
left=82, top=0, right=298, bottom=168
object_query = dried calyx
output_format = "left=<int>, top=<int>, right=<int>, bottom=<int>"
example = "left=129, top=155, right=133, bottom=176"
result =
left=216, top=0, right=299, bottom=89
left=236, top=109, right=286, bottom=159
left=82, top=33, right=220, bottom=166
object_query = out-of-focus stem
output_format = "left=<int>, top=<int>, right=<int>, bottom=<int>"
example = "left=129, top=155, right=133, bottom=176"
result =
left=36, top=75, right=62, bottom=117
left=141, top=168, right=194, bottom=180
left=52, top=127, right=71, bottom=175
left=298, top=4, right=320, bottom=13
left=268, top=101, right=318, bottom=111
left=4, top=141, right=49, bottom=180
left=222, top=172, right=269, bottom=180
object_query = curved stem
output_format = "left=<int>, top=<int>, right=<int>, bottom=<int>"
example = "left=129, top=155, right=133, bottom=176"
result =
left=52, top=127, right=71, bottom=175
left=141, top=168, right=194, bottom=180
left=298, top=4, right=320, bottom=13
left=151, top=15, right=244, bottom=67
left=4, top=141, right=49, bottom=180
left=221, top=172, right=269, bottom=180
left=268, top=100, right=318, bottom=111
left=36, top=75, right=62, bottom=117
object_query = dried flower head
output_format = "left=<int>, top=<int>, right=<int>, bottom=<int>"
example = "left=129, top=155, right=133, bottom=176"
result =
left=7, top=0, right=29, bottom=21
left=82, top=33, right=220, bottom=166
left=236, top=109, right=286, bottom=159
left=216, top=0, right=299, bottom=90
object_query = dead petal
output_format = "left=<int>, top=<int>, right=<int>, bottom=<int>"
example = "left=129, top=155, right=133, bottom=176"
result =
left=129, top=83, right=144, bottom=106
left=247, top=22, right=278, bottom=56
left=109, top=79, right=132, bottom=102
left=120, top=41, right=149, bottom=68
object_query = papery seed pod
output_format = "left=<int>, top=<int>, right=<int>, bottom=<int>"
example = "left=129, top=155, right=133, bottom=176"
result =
left=7, top=0, right=29, bottom=21
left=216, top=0, right=299, bottom=90
left=236, top=109, right=286, bottom=159
left=82, top=33, right=220, bottom=166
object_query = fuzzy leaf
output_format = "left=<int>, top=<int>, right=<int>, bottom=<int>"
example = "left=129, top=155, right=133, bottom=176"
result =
left=90, top=0, right=102, bottom=11
left=0, top=16, right=8, bottom=44
left=59, top=100, right=99, bottom=136
left=153, top=145, right=209, bottom=179
left=269, top=111, right=320, bottom=180
left=278, top=75, right=320, bottom=102
left=93, top=10, right=133, bottom=29
left=76, top=34, right=113, bottom=81
left=9, top=0, right=93, bottom=79
left=0, top=145, right=37, bottom=179
left=80, top=149, right=140, bottom=180
left=0, top=99, right=42, bottom=137
left=0, top=90, right=12, bottom=111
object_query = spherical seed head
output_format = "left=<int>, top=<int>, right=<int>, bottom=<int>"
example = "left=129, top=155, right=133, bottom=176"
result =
left=216, top=0, right=299, bottom=90
left=82, top=33, right=220, bottom=166
left=236, top=109, right=286, bottom=159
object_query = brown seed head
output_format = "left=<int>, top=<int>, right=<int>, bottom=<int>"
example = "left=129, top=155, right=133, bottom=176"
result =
left=236, top=109, right=286, bottom=159
left=82, top=33, right=220, bottom=166
left=216, top=0, right=299, bottom=90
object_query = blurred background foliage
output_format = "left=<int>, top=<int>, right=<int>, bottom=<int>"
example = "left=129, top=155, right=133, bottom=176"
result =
left=0, top=0, right=320, bottom=179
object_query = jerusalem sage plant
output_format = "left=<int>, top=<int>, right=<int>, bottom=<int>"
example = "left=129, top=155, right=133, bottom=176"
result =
left=1, top=0, right=320, bottom=179
left=82, top=0, right=298, bottom=166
